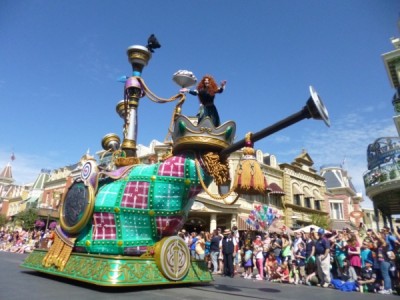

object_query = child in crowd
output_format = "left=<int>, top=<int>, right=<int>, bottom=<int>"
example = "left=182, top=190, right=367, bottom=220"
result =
left=272, top=260, right=289, bottom=283
left=357, top=259, right=378, bottom=293
left=243, top=245, right=253, bottom=279
left=295, top=242, right=306, bottom=283
left=265, top=252, right=278, bottom=281
left=289, top=260, right=300, bottom=284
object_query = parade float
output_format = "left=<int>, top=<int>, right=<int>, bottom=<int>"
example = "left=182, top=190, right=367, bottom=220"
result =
left=21, top=37, right=330, bottom=287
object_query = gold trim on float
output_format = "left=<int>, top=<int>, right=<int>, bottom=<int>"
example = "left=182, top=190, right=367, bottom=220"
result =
left=21, top=249, right=212, bottom=287
left=59, top=184, right=95, bottom=235
left=121, top=139, right=137, bottom=150
left=174, top=136, right=229, bottom=151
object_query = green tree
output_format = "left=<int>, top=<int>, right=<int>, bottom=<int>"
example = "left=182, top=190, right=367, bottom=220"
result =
left=310, top=213, right=331, bottom=229
left=14, top=208, right=38, bottom=230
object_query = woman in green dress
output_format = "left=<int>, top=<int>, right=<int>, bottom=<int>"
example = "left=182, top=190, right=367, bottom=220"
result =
left=181, top=75, right=226, bottom=127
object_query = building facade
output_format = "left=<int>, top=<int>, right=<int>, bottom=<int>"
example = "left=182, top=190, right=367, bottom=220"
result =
left=363, top=23, right=400, bottom=230
left=321, top=165, right=363, bottom=230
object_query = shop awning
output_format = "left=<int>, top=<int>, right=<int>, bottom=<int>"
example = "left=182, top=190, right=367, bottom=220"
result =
left=268, top=182, right=285, bottom=195
left=292, top=185, right=304, bottom=195
left=313, top=190, right=324, bottom=201
left=237, top=214, right=257, bottom=231
left=303, top=188, right=314, bottom=199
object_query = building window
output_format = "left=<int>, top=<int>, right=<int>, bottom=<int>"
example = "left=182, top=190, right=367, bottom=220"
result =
left=315, top=200, right=321, bottom=210
left=269, top=194, right=282, bottom=208
left=330, top=202, right=344, bottom=220
left=305, top=197, right=311, bottom=208
left=294, top=194, right=301, bottom=206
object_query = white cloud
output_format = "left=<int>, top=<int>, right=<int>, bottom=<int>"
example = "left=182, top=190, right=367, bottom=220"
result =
left=300, top=113, right=397, bottom=208
left=0, top=149, right=61, bottom=185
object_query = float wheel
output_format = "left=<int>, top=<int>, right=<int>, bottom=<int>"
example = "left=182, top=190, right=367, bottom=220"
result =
left=154, top=236, right=190, bottom=281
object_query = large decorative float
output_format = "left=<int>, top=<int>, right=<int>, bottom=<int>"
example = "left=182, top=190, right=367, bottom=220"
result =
left=21, top=37, right=330, bottom=286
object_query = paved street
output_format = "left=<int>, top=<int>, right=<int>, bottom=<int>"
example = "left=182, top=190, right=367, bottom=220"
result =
left=0, top=251, right=398, bottom=300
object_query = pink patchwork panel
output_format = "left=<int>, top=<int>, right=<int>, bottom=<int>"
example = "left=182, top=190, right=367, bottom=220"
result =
left=156, top=216, right=184, bottom=237
left=121, top=181, right=149, bottom=208
left=157, top=155, right=185, bottom=177
left=92, top=212, right=116, bottom=240
left=188, top=185, right=202, bottom=200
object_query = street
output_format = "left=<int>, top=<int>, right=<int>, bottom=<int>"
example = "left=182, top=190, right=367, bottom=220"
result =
left=0, top=251, right=397, bottom=300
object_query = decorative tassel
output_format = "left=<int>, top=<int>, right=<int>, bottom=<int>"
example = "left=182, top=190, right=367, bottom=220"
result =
left=42, top=226, right=76, bottom=271
left=233, top=132, right=267, bottom=195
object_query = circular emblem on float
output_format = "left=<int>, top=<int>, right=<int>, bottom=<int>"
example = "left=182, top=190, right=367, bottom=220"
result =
left=155, top=236, right=190, bottom=281
left=81, top=161, right=93, bottom=181
left=59, top=181, right=95, bottom=235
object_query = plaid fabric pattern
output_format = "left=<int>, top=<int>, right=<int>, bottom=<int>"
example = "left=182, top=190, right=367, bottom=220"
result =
left=121, top=181, right=149, bottom=208
left=188, top=185, right=202, bottom=200
left=156, top=216, right=184, bottom=237
left=153, top=182, right=182, bottom=210
left=120, top=214, right=151, bottom=239
left=92, top=212, right=116, bottom=240
left=96, top=181, right=122, bottom=207
left=157, top=155, right=186, bottom=177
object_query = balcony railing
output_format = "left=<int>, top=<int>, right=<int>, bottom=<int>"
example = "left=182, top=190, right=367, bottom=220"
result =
left=363, top=161, right=400, bottom=188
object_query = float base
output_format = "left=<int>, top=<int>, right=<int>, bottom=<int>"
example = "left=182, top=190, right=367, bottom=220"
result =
left=20, top=249, right=213, bottom=287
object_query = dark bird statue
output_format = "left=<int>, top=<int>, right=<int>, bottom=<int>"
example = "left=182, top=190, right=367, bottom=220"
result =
left=147, top=34, right=161, bottom=53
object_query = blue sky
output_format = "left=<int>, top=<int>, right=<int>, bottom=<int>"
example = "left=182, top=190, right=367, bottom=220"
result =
left=1, top=1, right=399, bottom=209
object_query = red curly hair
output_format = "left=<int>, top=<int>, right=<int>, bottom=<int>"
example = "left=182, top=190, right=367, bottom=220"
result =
left=197, top=75, right=219, bottom=96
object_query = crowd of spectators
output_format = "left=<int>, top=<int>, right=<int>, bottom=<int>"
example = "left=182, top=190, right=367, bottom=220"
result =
left=179, top=224, right=400, bottom=295
left=0, top=227, right=54, bottom=254
left=5, top=222, right=400, bottom=296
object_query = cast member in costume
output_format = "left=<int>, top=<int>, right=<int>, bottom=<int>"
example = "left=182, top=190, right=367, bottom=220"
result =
left=181, top=75, right=226, bottom=127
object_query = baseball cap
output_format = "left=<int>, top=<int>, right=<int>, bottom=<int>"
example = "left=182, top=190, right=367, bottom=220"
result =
left=318, top=228, right=325, bottom=235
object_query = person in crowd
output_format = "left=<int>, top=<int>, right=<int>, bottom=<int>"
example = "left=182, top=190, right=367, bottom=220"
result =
left=232, top=226, right=240, bottom=275
left=289, top=260, right=300, bottom=284
left=347, top=233, right=362, bottom=276
left=262, top=233, right=271, bottom=268
left=265, top=252, right=278, bottom=281
left=357, top=259, right=378, bottom=293
left=222, top=229, right=235, bottom=277
left=293, top=231, right=304, bottom=255
left=210, top=229, right=221, bottom=274
left=372, top=229, right=393, bottom=294
left=272, top=260, right=290, bottom=283
left=47, top=228, right=55, bottom=249
left=181, top=229, right=191, bottom=248
left=189, top=232, right=198, bottom=258
left=383, top=226, right=400, bottom=252
left=331, top=231, right=347, bottom=277
left=294, top=241, right=307, bottom=283
left=315, top=228, right=331, bottom=288
left=304, top=230, right=316, bottom=275
left=218, top=235, right=224, bottom=275
left=271, top=233, right=282, bottom=265
left=242, top=245, right=254, bottom=279
left=195, top=232, right=205, bottom=260
left=281, top=233, right=292, bottom=263
left=339, top=259, right=358, bottom=282
left=360, top=239, right=374, bottom=268
left=254, top=244, right=264, bottom=280
left=252, top=235, right=262, bottom=249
